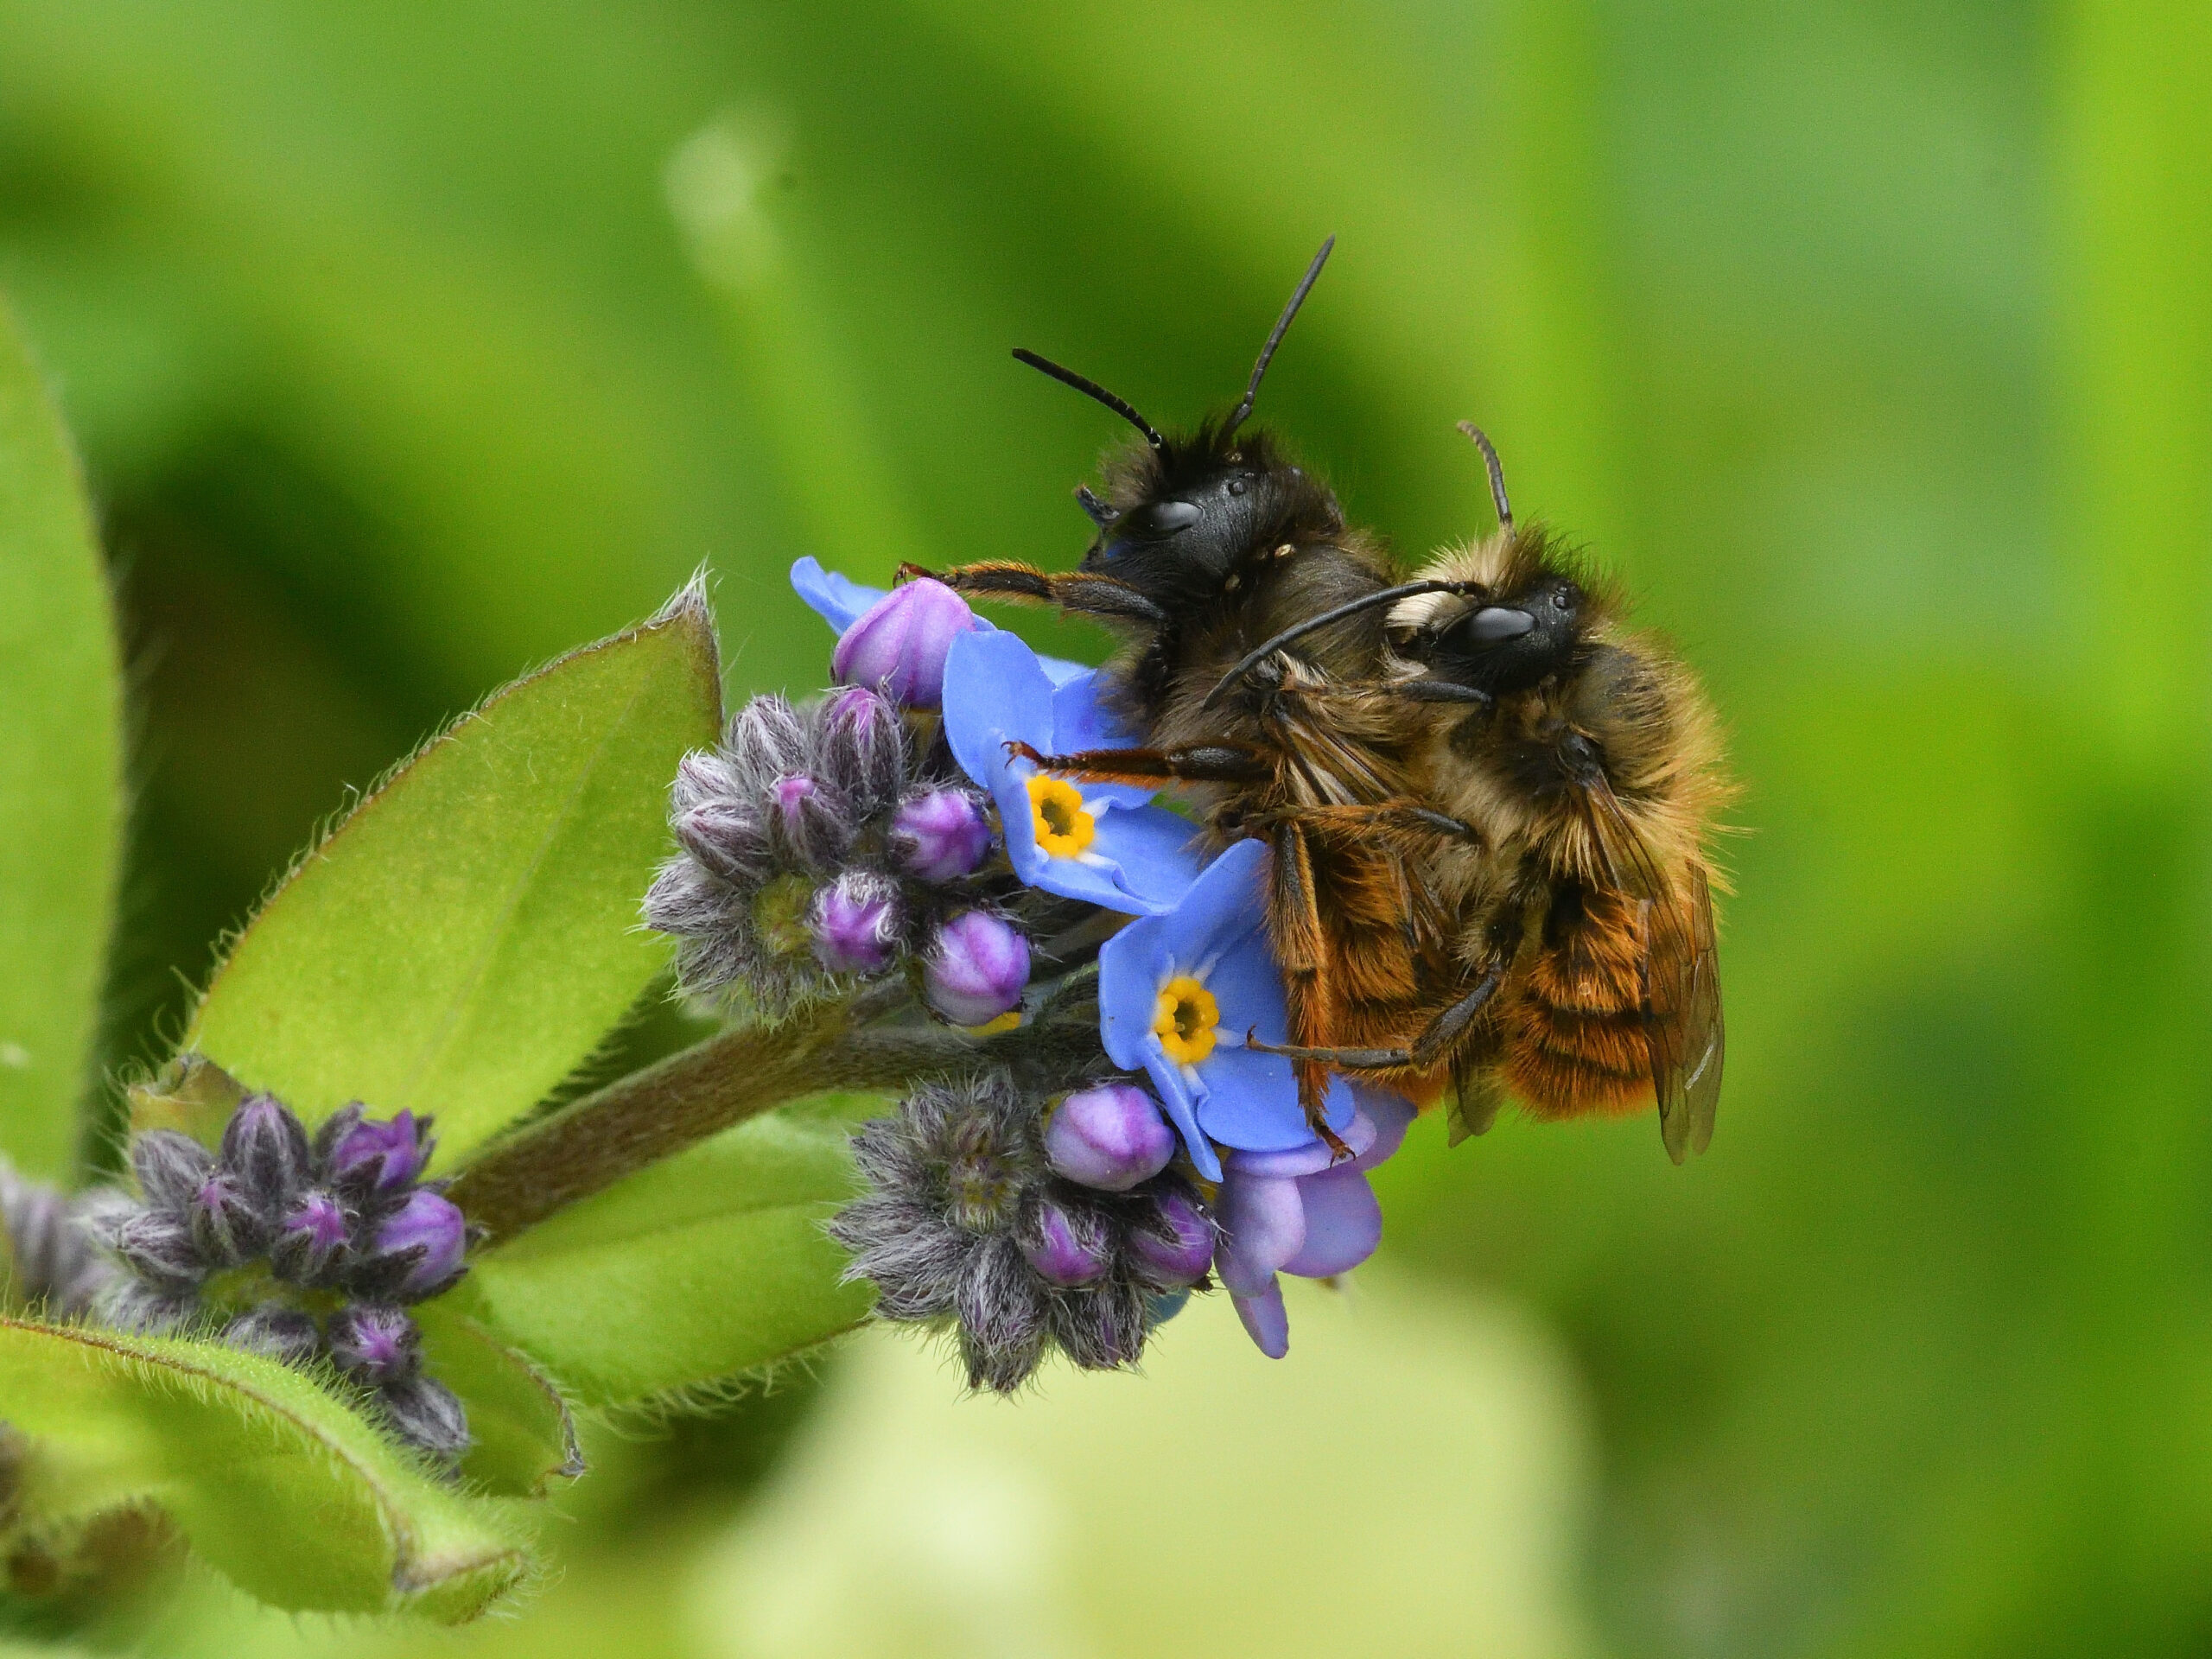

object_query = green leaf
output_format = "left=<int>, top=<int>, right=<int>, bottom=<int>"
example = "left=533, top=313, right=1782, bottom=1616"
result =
left=0, top=302, right=122, bottom=1181
left=459, top=1100, right=877, bottom=1409
left=123, top=1052, right=245, bottom=1147
left=412, top=1300, right=582, bottom=1499
left=184, top=584, right=722, bottom=1163
left=0, top=1318, right=529, bottom=1619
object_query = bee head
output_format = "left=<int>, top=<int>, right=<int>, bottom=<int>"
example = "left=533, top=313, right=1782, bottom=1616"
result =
left=1074, top=423, right=1338, bottom=601
left=1012, top=238, right=1341, bottom=613
left=1424, top=562, right=1587, bottom=695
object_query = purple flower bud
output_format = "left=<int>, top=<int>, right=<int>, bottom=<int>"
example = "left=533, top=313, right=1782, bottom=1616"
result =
left=765, top=772, right=849, bottom=870
left=1020, top=1201, right=1109, bottom=1287
left=728, top=695, right=810, bottom=779
left=223, top=1306, right=322, bottom=1365
left=361, top=1190, right=468, bottom=1300
left=188, top=1173, right=267, bottom=1266
left=99, top=1280, right=195, bottom=1334
left=890, top=789, right=994, bottom=883
left=674, top=799, right=771, bottom=885
left=671, top=747, right=741, bottom=814
left=830, top=579, right=976, bottom=709
left=1057, top=1292, right=1147, bottom=1369
left=1128, top=1190, right=1217, bottom=1287
left=327, top=1109, right=430, bottom=1192
left=327, top=1304, right=421, bottom=1382
left=130, top=1129, right=213, bottom=1213
left=113, top=1210, right=204, bottom=1287
left=376, top=1372, right=471, bottom=1459
left=810, top=872, right=903, bottom=974
left=922, top=912, right=1030, bottom=1026
left=817, top=685, right=908, bottom=813
left=219, top=1094, right=311, bottom=1219
left=772, top=772, right=815, bottom=822
left=1044, top=1084, right=1175, bottom=1191
left=271, top=1189, right=352, bottom=1283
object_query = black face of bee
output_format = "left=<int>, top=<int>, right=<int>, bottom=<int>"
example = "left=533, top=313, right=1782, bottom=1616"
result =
left=1426, top=574, right=1586, bottom=696
left=1077, top=426, right=1344, bottom=613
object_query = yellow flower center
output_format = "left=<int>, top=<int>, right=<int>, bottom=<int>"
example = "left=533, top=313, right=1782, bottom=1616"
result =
left=1027, top=775, right=1096, bottom=859
left=1153, top=976, right=1219, bottom=1066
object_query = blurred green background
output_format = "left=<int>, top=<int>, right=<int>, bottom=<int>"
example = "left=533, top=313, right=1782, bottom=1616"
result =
left=3, top=1, right=2209, bottom=1654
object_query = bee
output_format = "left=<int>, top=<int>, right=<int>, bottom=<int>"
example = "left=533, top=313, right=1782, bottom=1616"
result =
left=907, top=242, right=1728, bottom=1160
left=1193, top=425, right=1730, bottom=1157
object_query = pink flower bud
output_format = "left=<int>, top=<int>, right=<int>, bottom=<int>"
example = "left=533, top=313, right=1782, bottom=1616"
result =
left=1128, top=1190, right=1217, bottom=1287
left=365, top=1190, right=468, bottom=1300
left=810, top=872, right=903, bottom=973
left=890, top=789, right=994, bottom=882
left=327, top=1304, right=420, bottom=1382
left=922, top=911, right=1029, bottom=1025
left=1020, top=1201, right=1109, bottom=1287
left=327, top=1109, right=430, bottom=1192
left=830, top=580, right=976, bottom=709
left=1044, top=1084, right=1175, bottom=1191
left=271, top=1189, right=351, bottom=1282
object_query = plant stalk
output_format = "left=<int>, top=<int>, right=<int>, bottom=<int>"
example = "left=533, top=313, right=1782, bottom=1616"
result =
left=448, top=998, right=980, bottom=1242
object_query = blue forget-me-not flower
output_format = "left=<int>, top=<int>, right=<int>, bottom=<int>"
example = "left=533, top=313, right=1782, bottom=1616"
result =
left=942, top=629, right=1203, bottom=918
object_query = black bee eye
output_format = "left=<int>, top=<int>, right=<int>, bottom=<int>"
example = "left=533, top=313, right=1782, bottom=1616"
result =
left=1227, top=479, right=1247, bottom=496
left=1553, top=583, right=1577, bottom=612
left=1135, top=499, right=1200, bottom=536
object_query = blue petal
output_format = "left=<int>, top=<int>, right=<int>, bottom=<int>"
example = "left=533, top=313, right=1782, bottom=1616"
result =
left=944, top=631, right=1053, bottom=787
left=1147, top=1287, right=1193, bottom=1325
left=1096, top=841, right=1351, bottom=1168
left=1045, top=677, right=1153, bottom=806
left=788, top=556, right=885, bottom=632
left=1193, top=1039, right=1351, bottom=1154
left=944, top=632, right=1200, bottom=914
left=792, top=557, right=1090, bottom=683
left=1036, top=651, right=1093, bottom=689
left=1137, top=1049, right=1218, bottom=1183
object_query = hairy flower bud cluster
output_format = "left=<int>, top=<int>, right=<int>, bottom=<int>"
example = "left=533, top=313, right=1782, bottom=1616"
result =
left=828, top=1070, right=1216, bottom=1392
left=645, top=685, right=1027, bottom=1021
left=86, top=1096, right=474, bottom=1460
left=0, top=1159, right=118, bottom=1319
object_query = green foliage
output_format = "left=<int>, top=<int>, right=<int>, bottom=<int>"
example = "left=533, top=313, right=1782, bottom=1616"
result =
left=411, top=1303, right=582, bottom=1499
left=459, top=1101, right=876, bottom=1409
left=0, top=302, right=118, bottom=1181
left=0, top=1319, right=528, bottom=1620
left=185, top=589, right=722, bottom=1162
left=0, top=1, right=2207, bottom=1654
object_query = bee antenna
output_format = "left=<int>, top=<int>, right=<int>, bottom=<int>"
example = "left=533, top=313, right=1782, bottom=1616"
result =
left=1457, top=422, right=1513, bottom=532
left=1226, top=234, right=1335, bottom=437
left=1013, top=349, right=1164, bottom=449
left=1200, top=577, right=1476, bottom=712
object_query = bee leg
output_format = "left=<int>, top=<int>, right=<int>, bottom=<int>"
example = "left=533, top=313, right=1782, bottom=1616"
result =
left=1405, top=967, right=1506, bottom=1067
left=1244, top=1035, right=1412, bottom=1069
left=897, top=561, right=1166, bottom=624
left=1296, top=679, right=1491, bottom=708
left=1246, top=967, right=1504, bottom=1071
left=1256, top=803, right=1484, bottom=847
left=1263, top=821, right=1353, bottom=1160
left=1003, top=741, right=1272, bottom=786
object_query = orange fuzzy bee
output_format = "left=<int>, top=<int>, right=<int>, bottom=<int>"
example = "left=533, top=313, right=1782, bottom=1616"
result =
left=915, top=243, right=1730, bottom=1159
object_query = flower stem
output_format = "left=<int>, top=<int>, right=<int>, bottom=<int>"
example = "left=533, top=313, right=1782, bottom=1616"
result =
left=448, top=997, right=995, bottom=1242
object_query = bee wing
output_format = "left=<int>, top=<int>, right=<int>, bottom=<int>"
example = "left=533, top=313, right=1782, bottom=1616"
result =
left=1582, top=780, right=1724, bottom=1163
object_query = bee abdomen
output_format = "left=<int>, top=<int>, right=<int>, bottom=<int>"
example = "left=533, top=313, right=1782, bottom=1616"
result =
left=1500, top=917, right=1651, bottom=1117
